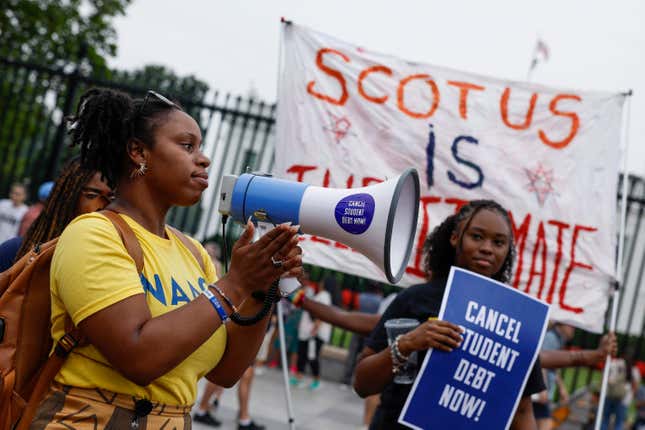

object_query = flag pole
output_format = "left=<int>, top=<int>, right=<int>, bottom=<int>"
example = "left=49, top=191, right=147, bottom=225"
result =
left=594, top=89, right=633, bottom=430
left=526, top=58, right=537, bottom=82
left=274, top=17, right=297, bottom=430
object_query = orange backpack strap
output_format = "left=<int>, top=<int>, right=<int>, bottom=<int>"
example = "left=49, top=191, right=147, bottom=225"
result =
left=167, top=226, right=206, bottom=274
left=17, top=210, right=146, bottom=429
left=17, top=328, right=83, bottom=430
left=101, top=209, right=144, bottom=273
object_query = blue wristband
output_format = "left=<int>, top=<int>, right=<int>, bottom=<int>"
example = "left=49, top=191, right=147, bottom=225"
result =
left=203, top=289, right=228, bottom=323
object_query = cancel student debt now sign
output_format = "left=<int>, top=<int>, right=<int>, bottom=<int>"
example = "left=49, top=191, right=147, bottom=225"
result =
left=399, top=268, right=549, bottom=430
left=275, top=22, right=627, bottom=332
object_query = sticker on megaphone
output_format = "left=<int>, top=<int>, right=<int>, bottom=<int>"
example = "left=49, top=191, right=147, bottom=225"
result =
left=334, top=193, right=375, bottom=234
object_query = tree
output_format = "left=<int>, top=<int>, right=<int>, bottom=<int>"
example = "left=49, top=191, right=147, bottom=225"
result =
left=112, top=65, right=210, bottom=118
left=0, top=0, right=131, bottom=74
left=0, top=1, right=213, bottom=203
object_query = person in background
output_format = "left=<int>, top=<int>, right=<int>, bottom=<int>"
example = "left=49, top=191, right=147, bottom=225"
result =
left=602, top=347, right=642, bottom=430
left=194, top=367, right=266, bottom=430
left=342, top=282, right=383, bottom=386
left=533, top=323, right=575, bottom=430
left=0, top=182, right=28, bottom=244
left=255, top=313, right=277, bottom=375
left=268, top=299, right=302, bottom=372
left=0, top=158, right=112, bottom=272
left=633, top=380, right=645, bottom=430
left=290, top=276, right=333, bottom=390
left=18, top=181, right=54, bottom=236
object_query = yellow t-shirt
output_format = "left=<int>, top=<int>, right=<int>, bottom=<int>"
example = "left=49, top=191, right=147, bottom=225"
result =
left=50, top=212, right=226, bottom=405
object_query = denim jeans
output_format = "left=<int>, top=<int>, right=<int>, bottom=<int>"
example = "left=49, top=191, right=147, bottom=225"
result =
left=601, top=397, right=627, bottom=430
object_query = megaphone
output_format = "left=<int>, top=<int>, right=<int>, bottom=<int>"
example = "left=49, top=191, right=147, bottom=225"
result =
left=218, top=168, right=420, bottom=284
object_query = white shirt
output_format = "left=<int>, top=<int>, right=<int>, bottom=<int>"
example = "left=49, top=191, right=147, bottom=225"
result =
left=298, top=289, right=332, bottom=342
left=0, top=199, right=28, bottom=243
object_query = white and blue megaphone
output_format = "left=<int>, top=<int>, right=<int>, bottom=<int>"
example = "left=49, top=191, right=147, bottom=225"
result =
left=218, top=168, right=420, bottom=284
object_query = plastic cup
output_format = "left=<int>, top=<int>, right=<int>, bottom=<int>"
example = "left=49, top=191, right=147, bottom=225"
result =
left=385, top=318, right=420, bottom=384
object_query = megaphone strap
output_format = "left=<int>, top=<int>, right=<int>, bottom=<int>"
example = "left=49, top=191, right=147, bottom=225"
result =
left=228, top=282, right=280, bottom=326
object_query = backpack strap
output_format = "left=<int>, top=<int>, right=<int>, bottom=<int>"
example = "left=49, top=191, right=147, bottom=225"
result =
left=17, top=210, right=146, bottom=429
left=167, top=226, right=206, bottom=274
left=17, top=328, right=83, bottom=430
left=101, top=209, right=144, bottom=273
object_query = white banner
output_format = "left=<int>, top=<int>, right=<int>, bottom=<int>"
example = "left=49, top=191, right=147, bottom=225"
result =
left=275, top=23, right=626, bottom=332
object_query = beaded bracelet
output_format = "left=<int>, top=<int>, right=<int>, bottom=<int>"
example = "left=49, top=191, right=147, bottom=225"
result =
left=390, top=335, right=410, bottom=374
left=393, top=335, right=410, bottom=362
left=203, top=289, right=228, bottom=323
left=209, top=283, right=238, bottom=313
left=390, top=345, right=403, bottom=374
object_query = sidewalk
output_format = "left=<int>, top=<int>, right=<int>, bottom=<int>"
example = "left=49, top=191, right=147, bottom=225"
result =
left=192, top=368, right=365, bottom=430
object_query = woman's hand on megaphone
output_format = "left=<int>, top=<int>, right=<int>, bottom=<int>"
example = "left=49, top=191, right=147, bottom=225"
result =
left=397, top=319, right=463, bottom=356
left=224, top=219, right=302, bottom=295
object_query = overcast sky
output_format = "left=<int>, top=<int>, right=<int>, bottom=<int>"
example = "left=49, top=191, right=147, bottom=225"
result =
left=110, top=0, right=645, bottom=174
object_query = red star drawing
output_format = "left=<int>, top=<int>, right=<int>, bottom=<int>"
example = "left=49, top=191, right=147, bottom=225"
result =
left=323, top=111, right=355, bottom=144
left=524, top=163, right=556, bottom=206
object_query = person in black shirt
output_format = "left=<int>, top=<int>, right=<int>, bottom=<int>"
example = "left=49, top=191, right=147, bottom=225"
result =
left=354, top=199, right=545, bottom=430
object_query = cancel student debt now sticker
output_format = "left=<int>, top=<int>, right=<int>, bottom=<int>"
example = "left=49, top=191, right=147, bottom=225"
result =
left=335, top=193, right=375, bottom=234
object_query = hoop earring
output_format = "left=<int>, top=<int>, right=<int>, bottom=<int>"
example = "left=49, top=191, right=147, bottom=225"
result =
left=130, top=162, right=147, bottom=179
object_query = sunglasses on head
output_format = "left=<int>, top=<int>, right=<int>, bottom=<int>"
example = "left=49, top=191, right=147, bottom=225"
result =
left=139, top=90, right=180, bottom=113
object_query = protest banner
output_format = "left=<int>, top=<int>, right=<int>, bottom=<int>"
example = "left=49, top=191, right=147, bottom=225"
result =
left=398, top=267, right=550, bottom=430
left=275, top=22, right=627, bottom=332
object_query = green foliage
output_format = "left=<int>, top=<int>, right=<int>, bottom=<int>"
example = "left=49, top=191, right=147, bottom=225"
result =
left=112, top=65, right=210, bottom=120
left=0, top=2, right=212, bottom=201
left=0, top=0, right=131, bottom=74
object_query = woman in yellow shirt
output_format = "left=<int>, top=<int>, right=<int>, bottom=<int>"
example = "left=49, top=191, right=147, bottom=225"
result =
left=29, top=88, right=302, bottom=429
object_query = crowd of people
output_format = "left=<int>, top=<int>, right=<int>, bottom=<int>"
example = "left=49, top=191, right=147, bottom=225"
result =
left=0, top=86, right=639, bottom=430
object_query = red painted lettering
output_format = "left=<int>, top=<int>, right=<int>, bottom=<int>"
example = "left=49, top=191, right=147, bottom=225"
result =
left=362, top=177, right=383, bottom=187
left=509, top=212, right=532, bottom=289
left=500, top=88, right=538, bottom=130
left=444, top=198, right=469, bottom=213
left=559, top=224, right=597, bottom=313
left=397, top=74, right=440, bottom=119
left=446, top=81, right=486, bottom=120
left=286, top=165, right=317, bottom=182
left=405, top=196, right=442, bottom=278
left=306, top=48, right=350, bottom=106
left=358, top=65, right=392, bottom=104
left=526, top=222, right=547, bottom=296
left=322, top=169, right=331, bottom=188
left=546, top=220, right=570, bottom=304
left=538, top=94, right=582, bottom=149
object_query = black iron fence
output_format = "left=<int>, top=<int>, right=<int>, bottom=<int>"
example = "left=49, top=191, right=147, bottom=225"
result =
left=1, top=56, right=644, bottom=387
left=0, top=56, right=277, bottom=235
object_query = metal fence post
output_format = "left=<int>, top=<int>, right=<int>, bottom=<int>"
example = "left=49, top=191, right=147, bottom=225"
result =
left=45, top=44, right=86, bottom=180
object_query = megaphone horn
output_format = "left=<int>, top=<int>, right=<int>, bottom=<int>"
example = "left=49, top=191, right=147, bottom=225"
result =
left=218, top=168, right=420, bottom=284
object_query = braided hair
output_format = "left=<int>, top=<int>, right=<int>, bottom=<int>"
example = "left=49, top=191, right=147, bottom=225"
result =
left=66, top=88, right=181, bottom=188
left=16, top=157, right=95, bottom=259
left=422, top=199, right=516, bottom=283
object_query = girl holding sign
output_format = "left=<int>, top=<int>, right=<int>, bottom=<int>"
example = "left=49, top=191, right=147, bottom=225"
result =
left=354, top=199, right=545, bottom=430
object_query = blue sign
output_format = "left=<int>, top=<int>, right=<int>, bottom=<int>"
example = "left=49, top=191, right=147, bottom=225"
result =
left=334, top=193, right=375, bottom=234
left=399, top=267, right=550, bottom=430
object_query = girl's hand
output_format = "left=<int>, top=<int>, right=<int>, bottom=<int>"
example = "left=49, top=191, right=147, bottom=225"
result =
left=398, top=319, right=463, bottom=356
left=225, top=220, right=301, bottom=295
